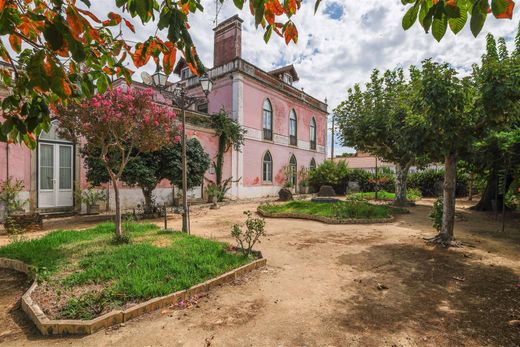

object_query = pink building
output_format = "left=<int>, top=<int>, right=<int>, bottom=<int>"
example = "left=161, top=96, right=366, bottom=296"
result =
left=0, top=15, right=328, bottom=217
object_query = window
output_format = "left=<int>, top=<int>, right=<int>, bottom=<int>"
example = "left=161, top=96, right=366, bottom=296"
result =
left=310, top=158, right=316, bottom=171
left=197, top=102, right=208, bottom=113
left=288, top=155, right=297, bottom=187
left=262, top=99, right=273, bottom=141
left=289, top=110, right=297, bottom=146
left=283, top=73, right=293, bottom=85
left=180, top=67, right=191, bottom=80
left=262, top=151, right=273, bottom=183
left=39, top=119, right=69, bottom=142
left=310, top=117, right=316, bottom=150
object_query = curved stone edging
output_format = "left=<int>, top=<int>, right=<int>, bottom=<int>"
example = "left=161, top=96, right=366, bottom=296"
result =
left=0, top=256, right=266, bottom=336
left=257, top=208, right=394, bottom=224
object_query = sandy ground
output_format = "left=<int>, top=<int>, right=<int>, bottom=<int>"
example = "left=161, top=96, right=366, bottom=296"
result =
left=1, top=199, right=519, bottom=347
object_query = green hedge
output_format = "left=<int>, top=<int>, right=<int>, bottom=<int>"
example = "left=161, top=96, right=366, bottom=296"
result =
left=407, top=169, right=468, bottom=197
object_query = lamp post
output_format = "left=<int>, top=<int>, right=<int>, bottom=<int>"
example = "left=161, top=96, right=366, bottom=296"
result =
left=148, top=67, right=213, bottom=234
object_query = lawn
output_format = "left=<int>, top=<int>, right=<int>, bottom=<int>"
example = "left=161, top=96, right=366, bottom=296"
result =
left=260, top=200, right=394, bottom=220
left=347, top=190, right=422, bottom=201
left=0, top=222, right=251, bottom=320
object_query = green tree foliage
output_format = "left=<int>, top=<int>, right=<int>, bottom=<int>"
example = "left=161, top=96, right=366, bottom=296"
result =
left=335, top=68, right=429, bottom=205
left=468, top=25, right=520, bottom=211
left=83, top=138, right=210, bottom=212
left=308, top=160, right=349, bottom=192
left=402, top=0, right=516, bottom=41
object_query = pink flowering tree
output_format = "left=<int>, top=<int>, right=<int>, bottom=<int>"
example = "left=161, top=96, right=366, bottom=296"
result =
left=57, top=87, right=178, bottom=241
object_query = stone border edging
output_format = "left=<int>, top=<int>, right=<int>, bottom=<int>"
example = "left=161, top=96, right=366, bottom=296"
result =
left=257, top=207, right=394, bottom=224
left=0, top=256, right=266, bottom=336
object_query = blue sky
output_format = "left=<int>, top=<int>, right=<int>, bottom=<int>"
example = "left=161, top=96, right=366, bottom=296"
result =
left=91, top=0, right=520, bottom=156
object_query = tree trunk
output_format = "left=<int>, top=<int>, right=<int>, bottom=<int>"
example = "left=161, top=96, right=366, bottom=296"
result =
left=111, top=177, right=123, bottom=238
left=141, top=186, right=154, bottom=214
left=468, top=173, right=474, bottom=201
left=439, top=153, right=457, bottom=243
left=471, top=172, right=512, bottom=211
left=395, top=162, right=411, bottom=206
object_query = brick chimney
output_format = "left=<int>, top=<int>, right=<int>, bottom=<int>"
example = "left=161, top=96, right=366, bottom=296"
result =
left=213, top=15, right=243, bottom=67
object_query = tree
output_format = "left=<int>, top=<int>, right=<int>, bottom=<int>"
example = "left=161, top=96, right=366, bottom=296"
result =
left=410, top=60, right=480, bottom=245
left=469, top=26, right=520, bottom=211
left=82, top=138, right=210, bottom=213
left=335, top=68, right=428, bottom=205
left=57, top=87, right=178, bottom=241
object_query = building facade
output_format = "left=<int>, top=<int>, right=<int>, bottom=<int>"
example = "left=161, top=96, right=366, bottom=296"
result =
left=0, top=15, right=328, bottom=217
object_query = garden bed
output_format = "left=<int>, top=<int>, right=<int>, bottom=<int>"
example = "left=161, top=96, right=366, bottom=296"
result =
left=347, top=190, right=421, bottom=202
left=0, top=222, right=264, bottom=334
left=257, top=200, right=396, bottom=224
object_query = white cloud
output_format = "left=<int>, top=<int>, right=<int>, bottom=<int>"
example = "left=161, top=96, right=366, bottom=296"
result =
left=88, top=1, right=520, bottom=156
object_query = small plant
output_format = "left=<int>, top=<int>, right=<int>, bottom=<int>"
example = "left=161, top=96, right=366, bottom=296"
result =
left=0, top=177, right=28, bottom=215
left=430, top=198, right=444, bottom=232
left=407, top=188, right=423, bottom=201
left=76, top=188, right=107, bottom=214
left=231, top=211, right=266, bottom=256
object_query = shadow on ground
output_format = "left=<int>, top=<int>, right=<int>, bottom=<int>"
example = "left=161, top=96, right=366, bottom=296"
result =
left=334, top=243, right=520, bottom=347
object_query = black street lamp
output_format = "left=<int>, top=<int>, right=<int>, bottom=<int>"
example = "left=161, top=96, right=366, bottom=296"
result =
left=143, top=67, right=213, bottom=234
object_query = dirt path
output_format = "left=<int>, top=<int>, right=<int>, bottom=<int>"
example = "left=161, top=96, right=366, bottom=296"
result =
left=2, top=201, right=520, bottom=347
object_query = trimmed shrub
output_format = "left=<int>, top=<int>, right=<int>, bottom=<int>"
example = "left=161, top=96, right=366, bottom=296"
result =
left=407, top=169, right=468, bottom=197
left=308, top=160, right=349, bottom=194
left=345, top=169, right=395, bottom=193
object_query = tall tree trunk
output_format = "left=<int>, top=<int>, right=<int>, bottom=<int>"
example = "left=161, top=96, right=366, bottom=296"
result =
left=141, top=186, right=154, bottom=214
left=471, top=172, right=512, bottom=211
left=468, top=172, right=474, bottom=201
left=395, top=162, right=411, bottom=206
left=439, top=153, right=457, bottom=243
left=111, top=177, right=123, bottom=238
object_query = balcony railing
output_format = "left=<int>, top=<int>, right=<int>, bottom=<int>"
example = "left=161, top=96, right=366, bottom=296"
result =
left=263, top=128, right=272, bottom=141
left=289, top=135, right=297, bottom=146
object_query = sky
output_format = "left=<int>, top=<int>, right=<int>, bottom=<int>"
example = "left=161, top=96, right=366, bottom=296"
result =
left=90, top=0, right=520, bottom=156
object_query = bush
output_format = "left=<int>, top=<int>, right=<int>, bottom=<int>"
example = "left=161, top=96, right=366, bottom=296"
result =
left=430, top=198, right=443, bottom=232
left=407, top=169, right=468, bottom=197
left=308, top=160, right=349, bottom=194
left=231, top=211, right=266, bottom=256
left=345, top=169, right=395, bottom=193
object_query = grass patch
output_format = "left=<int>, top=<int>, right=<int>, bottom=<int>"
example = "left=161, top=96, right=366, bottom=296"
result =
left=347, top=190, right=422, bottom=202
left=0, top=222, right=251, bottom=319
left=260, top=200, right=393, bottom=220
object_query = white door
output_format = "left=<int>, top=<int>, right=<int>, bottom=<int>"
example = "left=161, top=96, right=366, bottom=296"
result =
left=38, top=143, right=74, bottom=208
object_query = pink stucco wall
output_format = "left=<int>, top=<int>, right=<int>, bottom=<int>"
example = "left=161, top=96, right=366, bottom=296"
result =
left=0, top=142, right=32, bottom=188
left=241, top=77, right=327, bottom=146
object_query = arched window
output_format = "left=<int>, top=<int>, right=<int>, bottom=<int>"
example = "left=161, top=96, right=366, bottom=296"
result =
left=262, top=151, right=273, bottom=183
left=310, top=158, right=316, bottom=170
left=262, top=99, right=273, bottom=140
left=289, top=109, right=297, bottom=146
left=288, top=155, right=297, bottom=187
left=310, top=117, right=316, bottom=150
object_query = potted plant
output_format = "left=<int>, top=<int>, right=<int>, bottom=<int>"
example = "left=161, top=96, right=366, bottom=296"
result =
left=77, top=188, right=107, bottom=215
left=0, top=177, right=35, bottom=234
left=298, top=167, right=310, bottom=194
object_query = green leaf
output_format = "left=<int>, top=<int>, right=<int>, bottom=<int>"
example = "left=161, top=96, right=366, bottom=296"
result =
left=432, top=17, right=448, bottom=41
left=448, top=6, right=468, bottom=34
left=78, top=0, right=91, bottom=6
left=96, top=75, right=108, bottom=94
left=314, top=0, right=322, bottom=13
left=263, top=25, right=273, bottom=43
left=491, top=0, right=509, bottom=16
left=402, top=4, right=419, bottom=30
left=422, top=5, right=436, bottom=33
left=233, top=0, right=245, bottom=10
left=43, top=23, right=64, bottom=51
left=470, top=0, right=488, bottom=37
